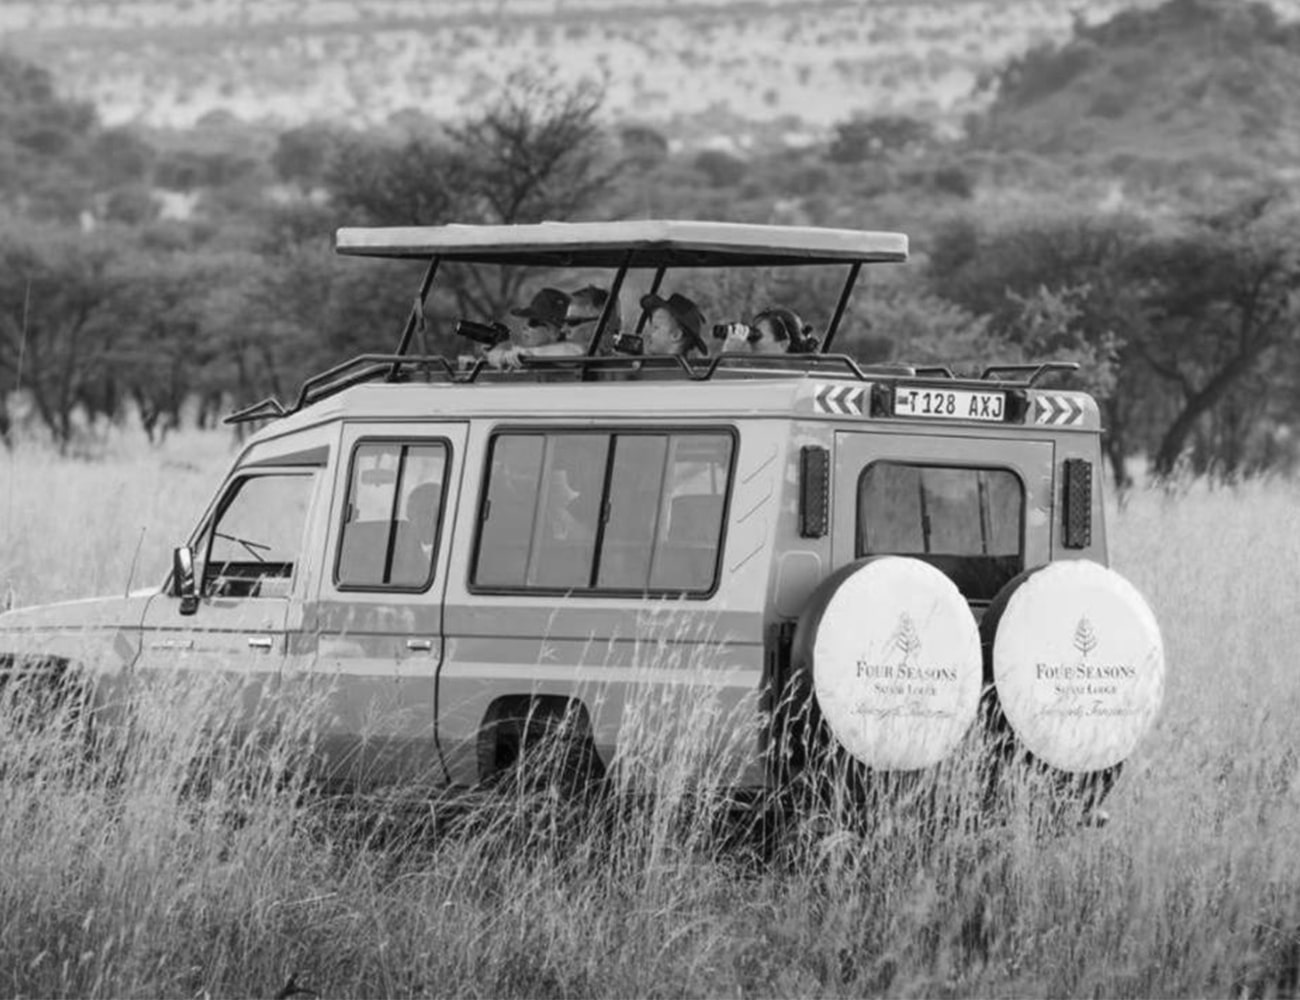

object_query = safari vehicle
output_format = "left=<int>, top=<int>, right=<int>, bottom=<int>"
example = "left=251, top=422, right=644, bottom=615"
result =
left=0, top=221, right=1164, bottom=807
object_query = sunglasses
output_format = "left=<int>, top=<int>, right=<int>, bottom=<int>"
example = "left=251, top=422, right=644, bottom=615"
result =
left=563, top=315, right=600, bottom=328
left=526, top=318, right=559, bottom=330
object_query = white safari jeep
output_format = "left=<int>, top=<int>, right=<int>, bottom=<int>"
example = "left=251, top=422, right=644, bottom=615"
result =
left=0, top=221, right=1164, bottom=810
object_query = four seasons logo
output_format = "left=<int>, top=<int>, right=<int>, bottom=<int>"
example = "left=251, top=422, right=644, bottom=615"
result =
left=1073, top=617, right=1098, bottom=659
left=891, top=613, right=922, bottom=664
left=852, top=609, right=959, bottom=687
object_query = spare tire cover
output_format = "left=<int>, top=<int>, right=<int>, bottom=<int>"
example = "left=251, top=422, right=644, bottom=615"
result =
left=989, top=560, right=1164, bottom=774
left=795, top=556, right=983, bottom=771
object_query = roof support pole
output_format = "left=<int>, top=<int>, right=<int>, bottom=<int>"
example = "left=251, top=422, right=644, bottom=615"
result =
left=389, top=256, right=441, bottom=376
left=820, top=261, right=862, bottom=354
left=585, top=250, right=633, bottom=357
left=634, top=266, right=667, bottom=334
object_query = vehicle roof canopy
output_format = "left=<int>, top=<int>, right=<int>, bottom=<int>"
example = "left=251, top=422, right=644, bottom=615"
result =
left=334, top=219, right=909, bottom=267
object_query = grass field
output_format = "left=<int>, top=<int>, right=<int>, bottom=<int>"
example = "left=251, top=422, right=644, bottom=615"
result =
left=1, top=430, right=1299, bottom=998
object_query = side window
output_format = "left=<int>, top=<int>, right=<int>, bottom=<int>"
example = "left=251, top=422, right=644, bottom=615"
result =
left=337, top=441, right=448, bottom=590
left=597, top=435, right=668, bottom=589
left=474, top=432, right=608, bottom=589
left=526, top=434, right=609, bottom=588
left=473, top=429, right=733, bottom=595
left=648, top=435, right=732, bottom=592
left=203, top=473, right=315, bottom=599
left=474, top=435, right=544, bottom=588
left=857, top=463, right=1023, bottom=601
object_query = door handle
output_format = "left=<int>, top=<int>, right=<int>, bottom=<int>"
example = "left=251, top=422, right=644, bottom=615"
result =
left=405, top=638, right=434, bottom=652
left=247, top=636, right=275, bottom=651
left=150, top=638, right=194, bottom=650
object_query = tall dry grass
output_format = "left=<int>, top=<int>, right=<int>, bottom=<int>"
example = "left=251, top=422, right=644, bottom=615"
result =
left=1, top=433, right=1299, bottom=998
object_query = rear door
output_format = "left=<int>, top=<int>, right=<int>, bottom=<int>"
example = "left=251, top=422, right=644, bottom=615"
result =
left=307, top=421, right=468, bottom=794
left=834, top=431, right=1055, bottom=608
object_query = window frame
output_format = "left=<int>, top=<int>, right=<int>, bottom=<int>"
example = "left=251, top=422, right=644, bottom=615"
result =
left=199, top=469, right=319, bottom=600
left=333, top=436, right=454, bottom=594
left=855, top=460, right=1027, bottom=597
left=468, top=424, right=738, bottom=600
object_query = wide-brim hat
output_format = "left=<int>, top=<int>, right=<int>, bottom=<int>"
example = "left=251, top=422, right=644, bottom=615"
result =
left=511, top=287, right=571, bottom=327
left=640, top=292, right=708, bottom=355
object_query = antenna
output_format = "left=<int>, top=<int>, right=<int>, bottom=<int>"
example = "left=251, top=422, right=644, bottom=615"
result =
left=124, top=525, right=146, bottom=599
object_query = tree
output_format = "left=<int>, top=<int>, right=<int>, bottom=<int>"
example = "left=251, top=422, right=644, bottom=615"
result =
left=323, top=132, right=465, bottom=227
left=323, top=71, right=620, bottom=321
left=102, top=248, right=216, bottom=442
left=693, top=149, right=747, bottom=188
left=0, top=53, right=100, bottom=223
left=447, top=71, right=616, bottom=227
left=926, top=210, right=1150, bottom=485
left=828, top=114, right=933, bottom=164
left=0, top=223, right=119, bottom=449
left=271, top=123, right=340, bottom=192
left=1129, top=195, right=1300, bottom=476
left=618, top=124, right=669, bottom=170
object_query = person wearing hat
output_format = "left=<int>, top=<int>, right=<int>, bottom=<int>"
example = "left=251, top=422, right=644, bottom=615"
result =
left=486, top=287, right=584, bottom=369
left=564, top=285, right=619, bottom=351
left=640, top=291, right=709, bottom=357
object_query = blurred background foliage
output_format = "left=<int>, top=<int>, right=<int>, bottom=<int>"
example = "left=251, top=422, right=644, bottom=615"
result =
left=2, top=0, right=1300, bottom=484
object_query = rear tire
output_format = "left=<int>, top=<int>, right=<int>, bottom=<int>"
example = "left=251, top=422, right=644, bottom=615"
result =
left=979, top=559, right=1164, bottom=823
left=481, top=703, right=606, bottom=802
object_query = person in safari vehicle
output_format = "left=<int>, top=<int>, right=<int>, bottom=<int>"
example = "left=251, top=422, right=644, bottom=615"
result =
left=714, top=307, right=817, bottom=355
left=565, top=285, right=618, bottom=351
left=640, top=291, right=709, bottom=357
left=486, top=287, right=585, bottom=369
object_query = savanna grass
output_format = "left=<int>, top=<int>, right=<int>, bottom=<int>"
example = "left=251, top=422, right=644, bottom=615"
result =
left=1, top=434, right=1299, bottom=997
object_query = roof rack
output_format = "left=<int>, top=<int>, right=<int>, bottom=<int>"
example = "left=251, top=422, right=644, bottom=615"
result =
left=225, top=352, right=1083, bottom=425
left=225, top=354, right=465, bottom=425
left=979, top=362, right=1080, bottom=384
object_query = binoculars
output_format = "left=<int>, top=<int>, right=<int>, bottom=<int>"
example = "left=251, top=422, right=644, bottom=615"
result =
left=455, top=318, right=512, bottom=348
left=611, top=332, right=644, bottom=356
left=711, top=321, right=819, bottom=354
left=713, top=322, right=755, bottom=342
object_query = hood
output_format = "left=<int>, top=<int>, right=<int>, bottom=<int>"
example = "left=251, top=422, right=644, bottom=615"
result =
left=0, top=590, right=157, bottom=634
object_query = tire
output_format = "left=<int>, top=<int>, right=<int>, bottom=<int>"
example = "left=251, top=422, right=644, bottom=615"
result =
left=487, top=708, right=606, bottom=802
left=981, top=559, right=1165, bottom=776
left=786, top=556, right=984, bottom=775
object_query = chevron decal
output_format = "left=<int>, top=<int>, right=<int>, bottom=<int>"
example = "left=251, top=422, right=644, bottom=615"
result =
left=1035, top=394, right=1085, bottom=426
left=813, top=384, right=866, bottom=415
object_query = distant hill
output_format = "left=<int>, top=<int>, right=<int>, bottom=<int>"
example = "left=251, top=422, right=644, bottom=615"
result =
left=0, top=0, right=1189, bottom=141
left=972, top=0, right=1300, bottom=173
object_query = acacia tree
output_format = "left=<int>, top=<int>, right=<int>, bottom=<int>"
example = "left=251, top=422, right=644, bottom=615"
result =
left=105, top=248, right=238, bottom=442
left=0, top=223, right=119, bottom=449
left=323, top=72, right=620, bottom=328
left=1129, top=195, right=1300, bottom=476
left=925, top=211, right=1150, bottom=485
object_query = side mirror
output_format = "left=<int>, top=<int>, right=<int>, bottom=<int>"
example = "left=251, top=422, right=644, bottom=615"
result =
left=172, top=545, right=199, bottom=616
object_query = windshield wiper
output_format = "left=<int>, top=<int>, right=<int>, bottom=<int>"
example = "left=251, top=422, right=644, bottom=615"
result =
left=214, top=531, right=270, bottom=562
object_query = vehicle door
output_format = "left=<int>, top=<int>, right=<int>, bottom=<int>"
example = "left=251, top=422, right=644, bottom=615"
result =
left=307, top=423, right=467, bottom=794
left=833, top=430, right=1055, bottom=609
left=136, top=465, right=324, bottom=736
left=438, top=424, right=747, bottom=786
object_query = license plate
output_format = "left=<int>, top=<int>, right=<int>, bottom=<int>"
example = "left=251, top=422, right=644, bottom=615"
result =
left=893, top=386, right=1006, bottom=422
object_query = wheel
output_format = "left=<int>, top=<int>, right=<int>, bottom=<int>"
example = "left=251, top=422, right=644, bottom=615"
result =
left=979, top=559, right=1165, bottom=819
left=784, top=556, right=984, bottom=780
left=486, top=707, right=606, bottom=802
